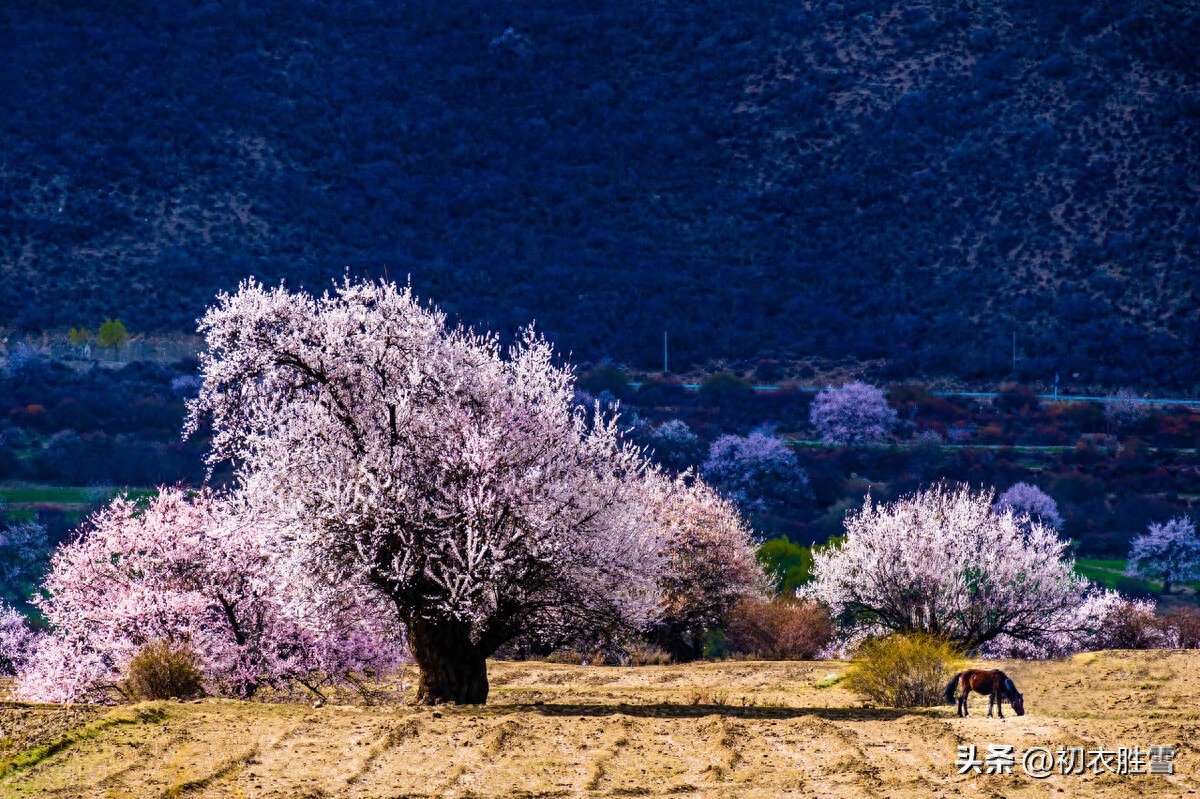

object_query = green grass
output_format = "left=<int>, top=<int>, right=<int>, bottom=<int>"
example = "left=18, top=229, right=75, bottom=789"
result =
left=1075, top=558, right=1200, bottom=595
left=0, top=484, right=156, bottom=506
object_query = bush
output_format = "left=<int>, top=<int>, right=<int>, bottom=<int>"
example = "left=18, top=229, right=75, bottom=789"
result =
left=1162, top=608, right=1200, bottom=649
left=123, top=640, right=204, bottom=700
left=1089, top=597, right=1170, bottom=650
left=724, top=598, right=833, bottom=660
left=844, top=634, right=963, bottom=708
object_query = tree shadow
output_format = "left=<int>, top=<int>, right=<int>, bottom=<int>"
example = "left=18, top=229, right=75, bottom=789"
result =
left=480, top=702, right=921, bottom=722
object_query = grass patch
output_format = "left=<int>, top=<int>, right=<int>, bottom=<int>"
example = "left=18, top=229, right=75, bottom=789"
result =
left=1074, top=558, right=1199, bottom=595
left=0, top=703, right=169, bottom=779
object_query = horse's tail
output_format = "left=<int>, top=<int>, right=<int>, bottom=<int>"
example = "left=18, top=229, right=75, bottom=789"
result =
left=943, top=672, right=962, bottom=704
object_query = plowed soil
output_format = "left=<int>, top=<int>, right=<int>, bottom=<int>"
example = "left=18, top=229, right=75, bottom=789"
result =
left=2, top=651, right=1198, bottom=798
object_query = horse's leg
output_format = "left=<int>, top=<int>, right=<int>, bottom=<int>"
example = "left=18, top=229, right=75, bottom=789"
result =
left=993, top=679, right=1004, bottom=718
left=958, top=684, right=968, bottom=717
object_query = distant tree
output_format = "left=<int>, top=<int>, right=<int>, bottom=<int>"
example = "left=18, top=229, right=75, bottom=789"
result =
left=642, top=419, right=702, bottom=472
left=68, top=326, right=93, bottom=348
left=0, top=519, right=50, bottom=599
left=1126, top=516, right=1200, bottom=594
left=97, top=319, right=128, bottom=359
left=807, top=484, right=1093, bottom=650
left=702, top=427, right=809, bottom=519
left=1104, top=388, right=1146, bottom=435
left=0, top=602, right=34, bottom=676
left=809, top=381, right=897, bottom=446
left=993, top=482, right=1063, bottom=530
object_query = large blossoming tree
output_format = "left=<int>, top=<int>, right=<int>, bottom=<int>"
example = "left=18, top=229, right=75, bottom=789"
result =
left=807, top=484, right=1093, bottom=650
left=187, top=279, right=665, bottom=703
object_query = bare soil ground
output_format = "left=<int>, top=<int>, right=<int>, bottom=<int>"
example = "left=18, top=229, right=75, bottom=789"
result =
left=2, top=651, right=1198, bottom=798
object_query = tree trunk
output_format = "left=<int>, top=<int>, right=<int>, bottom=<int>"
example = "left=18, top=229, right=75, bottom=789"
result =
left=1163, top=573, right=1172, bottom=595
left=407, top=616, right=489, bottom=704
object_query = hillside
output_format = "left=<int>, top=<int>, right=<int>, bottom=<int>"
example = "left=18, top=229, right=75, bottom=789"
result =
left=3, top=653, right=1198, bottom=797
left=1, top=0, right=1198, bottom=387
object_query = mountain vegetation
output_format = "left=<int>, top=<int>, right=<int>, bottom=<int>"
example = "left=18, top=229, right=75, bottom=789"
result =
left=2, top=0, right=1197, bottom=386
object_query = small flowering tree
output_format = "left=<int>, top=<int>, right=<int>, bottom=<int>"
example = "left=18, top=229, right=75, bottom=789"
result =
left=19, top=488, right=401, bottom=702
left=1126, top=516, right=1200, bottom=594
left=1104, top=388, right=1146, bottom=435
left=807, top=484, right=1091, bottom=650
left=809, top=381, right=897, bottom=446
left=648, top=475, right=767, bottom=660
left=0, top=519, right=50, bottom=600
left=0, top=602, right=34, bottom=676
left=993, top=482, right=1063, bottom=530
left=702, top=428, right=809, bottom=518
left=187, top=279, right=665, bottom=704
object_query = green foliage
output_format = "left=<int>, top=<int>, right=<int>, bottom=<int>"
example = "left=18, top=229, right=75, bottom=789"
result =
left=68, top=327, right=93, bottom=347
left=756, top=536, right=813, bottom=594
left=698, top=373, right=754, bottom=407
left=124, top=640, right=204, bottom=700
left=97, top=319, right=128, bottom=357
left=845, top=634, right=964, bottom=708
left=577, top=365, right=629, bottom=399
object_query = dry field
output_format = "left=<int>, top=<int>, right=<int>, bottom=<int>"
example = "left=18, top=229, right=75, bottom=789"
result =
left=2, top=651, right=1198, bottom=798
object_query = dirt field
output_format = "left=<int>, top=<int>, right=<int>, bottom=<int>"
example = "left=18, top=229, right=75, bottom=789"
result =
left=2, top=651, right=1198, bottom=798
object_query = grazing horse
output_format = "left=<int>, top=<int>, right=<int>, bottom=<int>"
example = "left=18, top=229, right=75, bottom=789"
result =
left=943, top=669, right=1025, bottom=718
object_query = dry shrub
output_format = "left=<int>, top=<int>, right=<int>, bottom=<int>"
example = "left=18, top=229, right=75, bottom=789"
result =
left=1163, top=607, right=1200, bottom=649
left=124, top=640, right=204, bottom=700
left=845, top=634, right=963, bottom=708
left=1091, top=599, right=1171, bottom=650
left=625, top=641, right=673, bottom=666
left=724, top=598, right=834, bottom=660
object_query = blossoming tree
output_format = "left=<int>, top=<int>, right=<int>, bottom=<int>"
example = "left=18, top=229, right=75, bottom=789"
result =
left=19, top=488, right=401, bottom=702
left=186, top=279, right=665, bottom=703
left=1126, top=516, right=1200, bottom=594
left=648, top=475, right=766, bottom=660
left=993, top=482, right=1063, bottom=530
left=809, top=381, right=897, bottom=446
left=807, top=484, right=1092, bottom=650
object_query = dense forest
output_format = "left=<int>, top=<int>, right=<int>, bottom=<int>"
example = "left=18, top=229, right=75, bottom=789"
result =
left=1, top=0, right=1198, bottom=387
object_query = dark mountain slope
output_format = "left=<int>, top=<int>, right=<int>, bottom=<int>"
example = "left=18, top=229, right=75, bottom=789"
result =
left=1, top=0, right=1197, bottom=386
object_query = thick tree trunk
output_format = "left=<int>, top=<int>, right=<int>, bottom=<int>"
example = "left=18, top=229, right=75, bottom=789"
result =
left=1163, top=573, right=1173, bottom=595
left=407, top=616, right=489, bottom=704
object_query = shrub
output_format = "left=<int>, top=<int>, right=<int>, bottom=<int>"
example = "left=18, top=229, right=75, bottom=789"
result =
left=124, top=640, right=204, bottom=700
left=844, top=634, right=963, bottom=708
left=1088, top=597, right=1170, bottom=650
left=1162, top=608, right=1200, bottom=649
left=724, top=598, right=834, bottom=660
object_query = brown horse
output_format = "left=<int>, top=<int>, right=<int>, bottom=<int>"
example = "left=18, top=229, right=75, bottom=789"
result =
left=943, top=669, right=1025, bottom=718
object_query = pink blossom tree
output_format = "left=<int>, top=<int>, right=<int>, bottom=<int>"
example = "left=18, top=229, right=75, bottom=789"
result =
left=809, top=381, right=897, bottom=446
left=993, top=482, right=1063, bottom=530
left=186, top=279, right=665, bottom=704
left=701, top=427, right=809, bottom=518
left=0, top=601, right=34, bottom=676
left=648, top=475, right=767, bottom=660
left=1126, top=516, right=1200, bottom=594
left=18, top=487, right=402, bottom=703
left=807, top=484, right=1091, bottom=650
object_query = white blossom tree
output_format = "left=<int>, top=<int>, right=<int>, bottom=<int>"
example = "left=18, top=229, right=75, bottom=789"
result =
left=809, top=381, right=897, bottom=446
left=807, top=484, right=1091, bottom=650
left=1126, top=516, right=1200, bottom=594
left=648, top=474, right=767, bottom=660
left=993, top=482, right=1063, bottom=530
left=186, top=279, right=665, bottom=703
left=1104, top=388, right=1147, bottom=435
left=18, top=488, right=401, bottom=703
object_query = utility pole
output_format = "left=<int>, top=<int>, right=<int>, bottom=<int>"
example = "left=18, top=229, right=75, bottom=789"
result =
left=663, top=331, right=669, bottom=375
